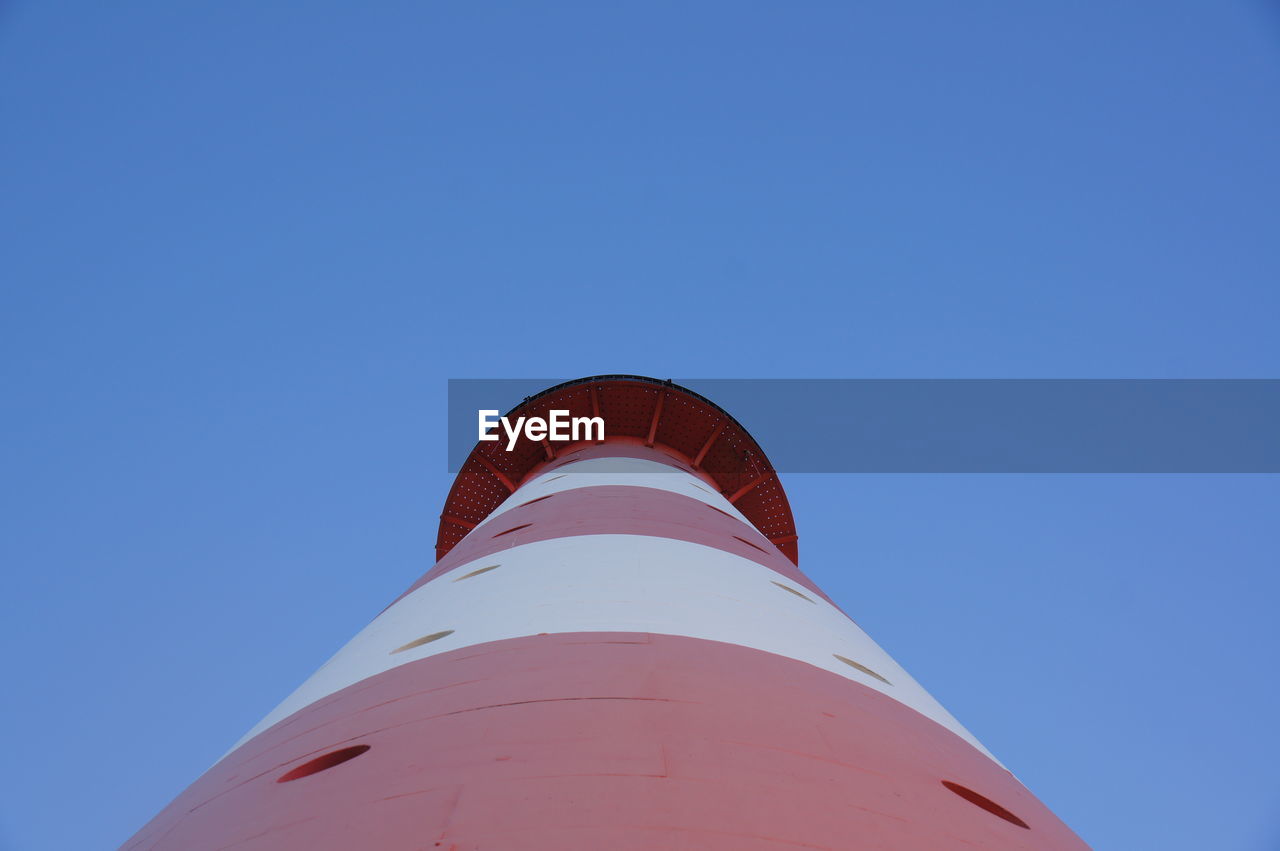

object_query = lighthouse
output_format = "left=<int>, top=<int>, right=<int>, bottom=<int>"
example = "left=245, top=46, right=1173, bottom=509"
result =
left=123, top=375, right=1088, bottom=850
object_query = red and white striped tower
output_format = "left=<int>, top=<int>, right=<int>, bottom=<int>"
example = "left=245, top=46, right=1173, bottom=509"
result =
left=124, top=376, right=1088, bottom=850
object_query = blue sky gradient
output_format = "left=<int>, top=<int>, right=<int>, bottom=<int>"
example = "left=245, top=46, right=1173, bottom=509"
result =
left=2, top=3, right=1278, bottom=849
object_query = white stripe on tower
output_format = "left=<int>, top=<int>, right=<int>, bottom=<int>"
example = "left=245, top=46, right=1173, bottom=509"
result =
left=234, top=462, right=991, bottom=760
left=481, top=457, right=756, bottom=526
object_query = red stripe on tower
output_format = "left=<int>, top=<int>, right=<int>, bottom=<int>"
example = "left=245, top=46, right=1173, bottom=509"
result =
left=123, top=376, right=1089, bottom=850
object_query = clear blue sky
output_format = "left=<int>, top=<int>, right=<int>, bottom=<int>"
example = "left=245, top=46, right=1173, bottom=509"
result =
left=2, top=3, right=1278, bottom=849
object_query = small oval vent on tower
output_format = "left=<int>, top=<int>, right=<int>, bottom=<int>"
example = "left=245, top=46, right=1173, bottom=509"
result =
left=941, top=781, right=1030, bottom=829
left=391, top=630, right=455, bottom=653
left=277, top=745, right=370, bottom=783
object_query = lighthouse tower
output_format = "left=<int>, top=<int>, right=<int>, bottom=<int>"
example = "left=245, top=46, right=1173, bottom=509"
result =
left=123, top=376, right=1088, bottom=850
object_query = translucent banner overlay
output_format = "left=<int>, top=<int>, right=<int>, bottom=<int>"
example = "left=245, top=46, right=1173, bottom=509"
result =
left=448, top=379, right=1280, bottom=473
